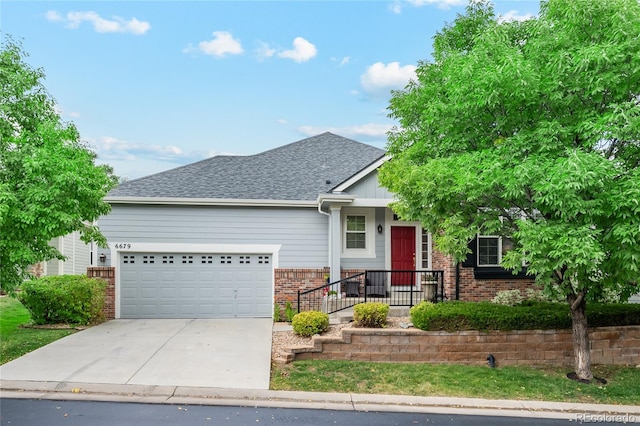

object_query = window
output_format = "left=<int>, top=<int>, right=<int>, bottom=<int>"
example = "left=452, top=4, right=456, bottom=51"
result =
left=342, top=208, right=375, bottom=258
left=477, top=236, right=513, bottom=266
left=346, top=215, right=366, bottom=249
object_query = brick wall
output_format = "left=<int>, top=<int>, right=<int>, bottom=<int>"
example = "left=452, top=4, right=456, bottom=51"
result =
left=286, top=326, right=640, bottom=366
left=431, top=249, right=537, bottom=301
left=87, top=267, right=115, bottom=320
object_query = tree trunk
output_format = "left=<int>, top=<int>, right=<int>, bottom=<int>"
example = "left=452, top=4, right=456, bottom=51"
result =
left=568, top=291, right=593, bottom=381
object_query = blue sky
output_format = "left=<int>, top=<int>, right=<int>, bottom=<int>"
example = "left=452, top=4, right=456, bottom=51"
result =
left=2, top=1, right=539, bottom=180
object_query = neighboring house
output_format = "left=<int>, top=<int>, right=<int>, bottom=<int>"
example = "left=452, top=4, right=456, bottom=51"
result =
left=95, top=133, right=535, bottom=319
left=31, top=232, right=93, bottom=277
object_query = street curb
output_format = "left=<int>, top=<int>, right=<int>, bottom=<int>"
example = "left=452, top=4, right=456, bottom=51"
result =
left=2, top=380, right=640, bottom=420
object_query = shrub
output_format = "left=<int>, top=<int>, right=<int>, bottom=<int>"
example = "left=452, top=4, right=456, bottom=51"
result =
left=285, top=301, right=297, bottom=323
left=353, top=302, right=389, bottom=328
left=291, top=311, right=329, bottom=337
left=18, top=275, right=106, bottom=325
left=410, top=301, right=640, bottom=332
left=491, top=289, right=524, bottom=306
left=273, top=303, right=282, bottom=322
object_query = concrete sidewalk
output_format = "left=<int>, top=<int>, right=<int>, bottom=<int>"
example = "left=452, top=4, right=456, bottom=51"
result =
left=2, top=380, right=640, bottom=421
left=0, top=318, right=273, bottom=390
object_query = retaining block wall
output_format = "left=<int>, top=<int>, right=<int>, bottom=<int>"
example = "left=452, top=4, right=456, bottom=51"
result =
left=286, top=326, right=640, bottom=366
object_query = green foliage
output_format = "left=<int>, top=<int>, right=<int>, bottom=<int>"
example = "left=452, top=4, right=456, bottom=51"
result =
left=273, top=303, right=282, bottom=322
left=291, top=311, right=329, bottom=337
left=0, top=296, right=76, bottom=364
left=17, top=275, right=106, bottom=325
left=410, top=301, right=640, bottom=332
left=0, top=38, right=118, bottom=293
left=285, top=301, right=297, bottom=323
left=353, top=302, right=389, bottom=328
left=491, top=288, right=562, bottom=306
left=380, top=0, right=640, bottom=380
left=491, top=290, right=525, bottom=306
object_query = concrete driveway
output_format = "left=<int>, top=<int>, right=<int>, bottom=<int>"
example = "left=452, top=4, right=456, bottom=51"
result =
left=0, top=319, right=273, bottom=390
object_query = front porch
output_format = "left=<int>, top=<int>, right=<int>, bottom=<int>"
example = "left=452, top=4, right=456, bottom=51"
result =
left=297, top=270, right=445, bottom=315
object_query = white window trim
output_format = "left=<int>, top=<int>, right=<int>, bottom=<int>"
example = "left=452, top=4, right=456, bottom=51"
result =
left=341, top=208, right=376, bottom=258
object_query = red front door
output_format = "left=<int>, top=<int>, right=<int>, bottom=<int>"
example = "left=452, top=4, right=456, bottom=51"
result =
left=391, top=226, right=415, bottom=286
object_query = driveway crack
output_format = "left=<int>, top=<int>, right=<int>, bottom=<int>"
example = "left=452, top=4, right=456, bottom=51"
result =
left=126, top=319, right=195, bottom=384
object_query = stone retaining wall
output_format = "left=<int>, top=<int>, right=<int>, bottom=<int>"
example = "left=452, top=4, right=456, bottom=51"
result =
left=284, top=326, right=640, bottom=366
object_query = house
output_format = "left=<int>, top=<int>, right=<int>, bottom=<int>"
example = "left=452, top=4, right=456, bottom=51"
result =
left=93, top=133, right=536, bottom=319
left=30, top=232, right=93, bottom=278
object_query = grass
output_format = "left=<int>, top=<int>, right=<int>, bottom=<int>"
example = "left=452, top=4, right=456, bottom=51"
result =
left=271, top=360, right=640, bottom=405
left=0, top=296, right=77, bottom=365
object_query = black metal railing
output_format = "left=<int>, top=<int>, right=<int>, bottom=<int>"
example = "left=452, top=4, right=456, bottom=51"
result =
left=297, top=270, right=445, bottom=315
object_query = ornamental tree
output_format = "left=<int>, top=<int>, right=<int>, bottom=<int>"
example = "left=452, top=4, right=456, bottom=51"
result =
left=0, top=39, right=117, bottom=293
left=379, top=0, right=640, bottom=381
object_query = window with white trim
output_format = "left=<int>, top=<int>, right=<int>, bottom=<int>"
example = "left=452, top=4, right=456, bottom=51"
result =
left=342, top=208, right=375, bottom=257
left=346, top=215, right=366, bottom=249
left=477, top=235, right=513, bottom=266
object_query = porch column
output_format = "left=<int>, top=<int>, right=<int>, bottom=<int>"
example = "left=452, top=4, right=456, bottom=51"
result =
left=329, top=205, right=342, bottom=283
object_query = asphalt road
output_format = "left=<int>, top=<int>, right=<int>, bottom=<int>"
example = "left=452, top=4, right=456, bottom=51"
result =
left=3, top=398, right=633, bottom=426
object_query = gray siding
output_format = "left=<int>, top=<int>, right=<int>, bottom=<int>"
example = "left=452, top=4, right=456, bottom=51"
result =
left=341, top=208, right=386, bottom=270
left=629, top=293, right=640, bottom=304
left=98, top=204, right=328, bottom=268
left=344, top=171, right=394, bottom=200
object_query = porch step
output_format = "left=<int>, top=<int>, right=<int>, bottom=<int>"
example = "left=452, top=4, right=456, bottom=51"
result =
left=329, top=306, right=411, bottom=324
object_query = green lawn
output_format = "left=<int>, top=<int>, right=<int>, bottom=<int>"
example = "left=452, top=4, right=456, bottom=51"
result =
left=271, top=361, right=640, bottom=405
left=0, top=296, right=77, bottom=365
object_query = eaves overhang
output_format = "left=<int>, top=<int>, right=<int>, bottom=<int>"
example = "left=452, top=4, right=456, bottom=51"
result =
left=105, top=196, right=318, bottom=208
left=331, top=155, right=390, bottom=193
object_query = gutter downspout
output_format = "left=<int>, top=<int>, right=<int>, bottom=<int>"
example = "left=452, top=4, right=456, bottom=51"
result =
left=317, top=203, right=331, bottom=270
left=455, top=261, right=460, bottom=300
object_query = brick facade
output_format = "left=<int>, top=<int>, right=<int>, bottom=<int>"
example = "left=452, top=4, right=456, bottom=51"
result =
left=87, top=267, right=116, bottom=320
left=285, top=326, right=640, bottom=366
left=431, top=250, right=538, bottom=302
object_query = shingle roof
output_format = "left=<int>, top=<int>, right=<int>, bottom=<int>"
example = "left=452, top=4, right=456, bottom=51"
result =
left=107, top=132, right=386, bottom=201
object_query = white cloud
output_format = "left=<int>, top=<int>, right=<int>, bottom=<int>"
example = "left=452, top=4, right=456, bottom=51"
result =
left=298, top=123, right=392, bottom=139
left=390, top=0, right=465, bottom=13
left=255, top=41, right=276, bottom=60
left=90, top=136, right=210, bottom=164
left=45, top=10, right=63, bottom=22
left=331, top=56, right=350, bottom=67
left=196, top=31, right=244, bottom=57
left=46, top=10, right=151, bottom=35
left=360, top=62, right=416, bottom=96
left=498, top=10, right=535, bottom=23
left=278, top=37, right=317, bottom=63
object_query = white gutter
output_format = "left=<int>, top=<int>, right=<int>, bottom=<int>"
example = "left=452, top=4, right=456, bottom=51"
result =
left=105, top=196, right=317, bottom=208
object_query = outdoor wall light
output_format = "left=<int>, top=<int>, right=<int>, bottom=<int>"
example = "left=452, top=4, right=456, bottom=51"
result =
left=99, top=253, right=106, bottom=263
left=377, top=224, right=383, bottom=234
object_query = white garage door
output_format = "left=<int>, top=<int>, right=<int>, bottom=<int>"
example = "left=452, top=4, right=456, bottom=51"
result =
left=119, top=253, right=273, bottom=318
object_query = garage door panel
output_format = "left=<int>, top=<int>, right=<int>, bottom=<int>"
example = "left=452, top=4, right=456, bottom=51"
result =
left=120, top=252, right=272, bottom=319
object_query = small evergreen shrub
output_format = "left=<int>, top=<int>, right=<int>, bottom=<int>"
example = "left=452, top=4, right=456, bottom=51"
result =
left=291, top=311, right=329, bottom=337
left=409, top=301, right=437, bottom=330
left=285, top=301, right=297, bottom=323
left=353, top=302, right=389, bottom=328
left=18, top=275, right=106, bottom=325
left=273, top=303, right=282, bottom=322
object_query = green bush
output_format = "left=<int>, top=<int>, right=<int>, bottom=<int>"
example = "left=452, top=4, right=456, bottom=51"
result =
left=354, top=302, right=389, bottom=328
left=291, top=311, right=329, bottom=337
left=410, top=300, right=640, bottom=332
left=285, top=301, right=297, bottom=323
left=18, top=275, right=106, bottom=325
left=273, top=303, right=282, bottom=322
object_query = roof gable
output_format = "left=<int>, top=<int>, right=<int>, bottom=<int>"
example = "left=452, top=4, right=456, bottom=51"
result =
left=108, top=133, right=385, bottom=201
